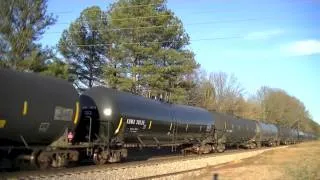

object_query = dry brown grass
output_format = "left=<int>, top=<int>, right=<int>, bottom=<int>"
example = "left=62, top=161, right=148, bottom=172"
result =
left=181, top=141, right=320, bottom=180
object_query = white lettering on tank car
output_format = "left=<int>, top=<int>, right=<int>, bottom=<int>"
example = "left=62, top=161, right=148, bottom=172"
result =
left=126, top=118, right=147, bottom=132
left=126, top=119, right=146, bottom=126
left=127, top=119, right=136, bottom=124
left=136, top=120, right=145, bottom=126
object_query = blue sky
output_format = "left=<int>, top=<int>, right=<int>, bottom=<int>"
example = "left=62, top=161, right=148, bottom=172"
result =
left=40, top=0, right=320, bottom=124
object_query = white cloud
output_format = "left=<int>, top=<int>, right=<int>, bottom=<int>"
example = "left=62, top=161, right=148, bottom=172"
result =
left=284, top=40, right=320, bottom=56
left=244, top=29, right=284, bottom=40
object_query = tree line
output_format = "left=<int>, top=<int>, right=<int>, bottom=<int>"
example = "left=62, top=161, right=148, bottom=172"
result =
left=188, top=70, right=320, bottom=135
left=0, top=0, right=319, bottom=135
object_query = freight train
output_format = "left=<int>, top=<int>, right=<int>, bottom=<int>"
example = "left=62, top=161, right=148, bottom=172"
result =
left=0, top=69, right=317, bottom=169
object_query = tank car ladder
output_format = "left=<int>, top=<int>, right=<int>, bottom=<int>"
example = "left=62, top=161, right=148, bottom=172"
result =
left=171, top=112, right=178, bottom=152
left=85, top=116, right=94, bottom=157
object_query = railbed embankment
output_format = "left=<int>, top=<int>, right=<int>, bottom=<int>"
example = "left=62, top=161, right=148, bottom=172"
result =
left=4, top=146, right=289, bottom=180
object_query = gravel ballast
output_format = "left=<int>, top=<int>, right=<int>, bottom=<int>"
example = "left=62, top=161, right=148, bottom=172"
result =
left=9, top=146, right=288, bottom=180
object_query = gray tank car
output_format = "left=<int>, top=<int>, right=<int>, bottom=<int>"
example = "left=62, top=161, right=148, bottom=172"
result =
left=257, top=122, right=279, bottom=146
left=298, top=130, right=307, bottom=141
left=291, top=129, right=299, bottom=142
left=278, top=126, right=293, bottom=144
left=228, top=118, right=258, bottom=148
left=211, top=112, right=259, bottom=148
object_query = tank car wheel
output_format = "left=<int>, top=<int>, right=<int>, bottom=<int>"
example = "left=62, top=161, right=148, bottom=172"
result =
left=236, top=144, right=240, bottom=149
left=37, top=152, right=52, bottom=169
left=250, top=143, right=257, bottom=149
left=93, top=149, right=108, bottom=165
left=215, top=144, right=225, bottom=153
left=181, top=149, right=188, bottom=156
left=256, top=142, right=261, bottom=148
left=93, top=154, right=107, bottom=165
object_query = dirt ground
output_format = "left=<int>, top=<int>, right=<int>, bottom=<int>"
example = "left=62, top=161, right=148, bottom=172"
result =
left=182, top=141, right=320, bottom=180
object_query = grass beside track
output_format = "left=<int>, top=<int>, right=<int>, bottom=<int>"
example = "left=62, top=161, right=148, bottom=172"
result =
left=184, top=141, right=320, bottom=180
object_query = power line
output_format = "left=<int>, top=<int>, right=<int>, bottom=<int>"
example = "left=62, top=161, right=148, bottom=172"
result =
left=51, top=3, right=316, bottom=28
left=110, top=2, right=161, bottom=9
left=55, top=3, right=315, bottom=25
left=46, top=13, right=313, bottom=34
left=51, top=11, right=74, bottom=14
left=56, top=14, right=173, bottom=25
left=56, top=9, right=280, bottom=25
left=64, top=35, right=244, bottom=47
left=50, top=3, right=162, bottom=15
left=49, top=0, right=313, bottom=15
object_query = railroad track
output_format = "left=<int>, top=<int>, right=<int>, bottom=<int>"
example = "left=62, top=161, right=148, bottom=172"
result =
left=1, top=146, right=287, bottom=180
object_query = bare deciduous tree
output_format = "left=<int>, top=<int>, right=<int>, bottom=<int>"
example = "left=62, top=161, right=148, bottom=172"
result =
left=187, top=70, right=319, bottom=135
left=209, top=72, right=244, bottom=114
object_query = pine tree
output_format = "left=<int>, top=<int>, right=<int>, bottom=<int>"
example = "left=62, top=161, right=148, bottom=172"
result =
left=0, top=0, right=56, bottom=69
left=59, top=6, right=107, bottom=88
left=104, top=0, right=198, bottom=102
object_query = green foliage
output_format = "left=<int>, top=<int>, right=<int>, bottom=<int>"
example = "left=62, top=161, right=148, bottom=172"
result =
left=1, top=0, right=317, bottom=135
left=0, top=60, right=9, bottom=68
left=104, top=0, right=198, bottom=102
left=40, top=60, right=69, bottom=80
left=59, top=6, right=107, bottom=88
left=0, top=0, right=67, bottom=80
left=16, top=47, right=52, bottom=71
left=0, top=0, right=56, bottom=69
